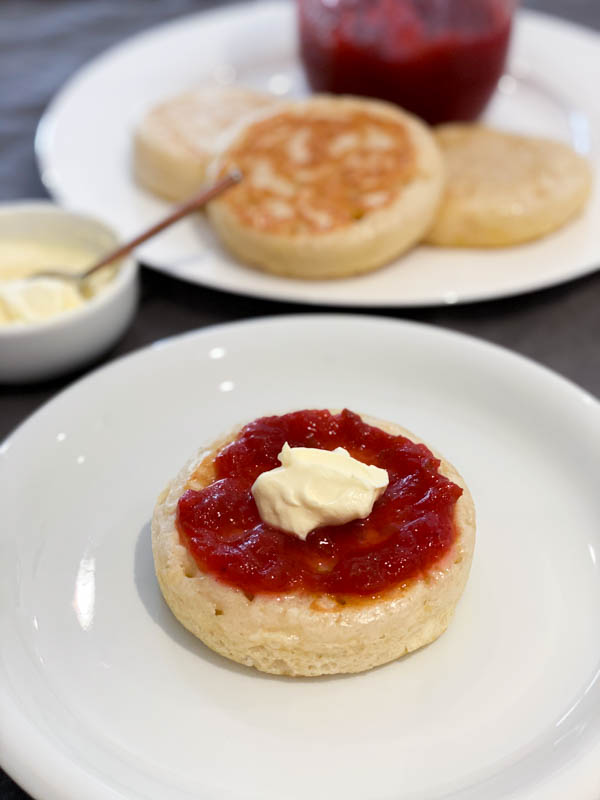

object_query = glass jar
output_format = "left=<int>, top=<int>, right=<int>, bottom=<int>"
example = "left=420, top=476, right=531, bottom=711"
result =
left=297, top=0, right=518, bottom=124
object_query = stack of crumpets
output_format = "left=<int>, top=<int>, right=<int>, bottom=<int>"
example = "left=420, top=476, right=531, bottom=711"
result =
left=134, top=87, right=592, bottom=279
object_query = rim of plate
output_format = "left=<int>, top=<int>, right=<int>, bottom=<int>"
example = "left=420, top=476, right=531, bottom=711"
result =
left=1, top=312, right=598, bottom=443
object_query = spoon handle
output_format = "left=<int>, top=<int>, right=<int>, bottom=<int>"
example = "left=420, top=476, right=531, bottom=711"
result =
left=82, top=170, right=242, bottom=278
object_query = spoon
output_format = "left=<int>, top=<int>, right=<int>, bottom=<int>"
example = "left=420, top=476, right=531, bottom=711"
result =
left=32, top=170, right=242, bottom=287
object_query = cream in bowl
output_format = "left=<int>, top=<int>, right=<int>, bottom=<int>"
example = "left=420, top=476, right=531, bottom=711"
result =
left=0, top=202, right=138, bottom=383
left=0, top=215, right=118, bottom=324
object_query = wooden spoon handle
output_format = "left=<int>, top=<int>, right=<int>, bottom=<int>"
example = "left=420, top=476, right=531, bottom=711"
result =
left=83, top=170, right=242, bottom=277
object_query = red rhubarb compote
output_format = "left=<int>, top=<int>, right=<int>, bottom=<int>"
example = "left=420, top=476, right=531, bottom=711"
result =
left=298, top=0, right=515, bottom=125
left=176, top=409, right=462, bottom=596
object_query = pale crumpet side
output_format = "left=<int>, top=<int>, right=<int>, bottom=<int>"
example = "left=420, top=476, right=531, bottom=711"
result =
left=151, top=412, right=475, bottom=677
left=133, top=86, right=278, bottom=202
left=206, top=96, right=444, bottom=278
left=426, top=124, right=592, bottom=247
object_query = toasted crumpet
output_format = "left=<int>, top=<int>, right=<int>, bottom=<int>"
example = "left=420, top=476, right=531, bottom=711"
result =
left=426, top=124, right=592, bottom=247
left=151, top=412, right=475, bottom=677
left=206, top=96, right=444, bottom=278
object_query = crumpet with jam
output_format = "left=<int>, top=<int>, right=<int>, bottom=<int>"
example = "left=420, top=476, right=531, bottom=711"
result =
left=206, top=96, right=444, bottom=278
left=151, top=409, right=475, bottom=676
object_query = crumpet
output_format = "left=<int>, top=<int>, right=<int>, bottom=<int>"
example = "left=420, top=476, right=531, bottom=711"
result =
left=206, top=96, right=444, bottom=278
left=133, top=86, right=277, bottom=202
left=426, top=124, right=592, bottom=247
left=151, top=410, right=475, bottom=676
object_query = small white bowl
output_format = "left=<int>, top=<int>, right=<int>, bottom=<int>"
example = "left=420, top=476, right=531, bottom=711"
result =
left=0, top=202, right=138, bottom=383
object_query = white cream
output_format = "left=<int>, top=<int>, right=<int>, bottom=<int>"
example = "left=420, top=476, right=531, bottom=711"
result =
left=251, top=443, right=389, bottom=539
left=0, top=239, right=96, bottom=281
left=0, top=239, right=114, bottom=326
left=0, top=278, right=84, bottom=324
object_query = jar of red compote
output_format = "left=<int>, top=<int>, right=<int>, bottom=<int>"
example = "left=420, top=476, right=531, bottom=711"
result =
left=297, top=0, right=517, bottom=124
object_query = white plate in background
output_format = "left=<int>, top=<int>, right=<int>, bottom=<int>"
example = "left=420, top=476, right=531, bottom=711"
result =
left=1, top=314, right=600, bottom=800
left=36, top=2, right=600, bottom=306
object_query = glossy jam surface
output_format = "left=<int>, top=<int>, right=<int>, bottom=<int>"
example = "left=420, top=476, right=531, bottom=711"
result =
left=298, top=0, right=514, bottom=124
left=177, top=410, right=462, bottom=596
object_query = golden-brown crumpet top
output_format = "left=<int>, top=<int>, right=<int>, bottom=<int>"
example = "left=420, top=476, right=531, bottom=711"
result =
left=426, top=123, right=593, bottom=247
left=206, top=95, right=444, bottom=278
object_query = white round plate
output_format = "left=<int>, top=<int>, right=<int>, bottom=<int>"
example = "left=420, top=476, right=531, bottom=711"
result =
left=35, top=1, right=600, bottom=307
left=1, top=314, right=600, bottom=800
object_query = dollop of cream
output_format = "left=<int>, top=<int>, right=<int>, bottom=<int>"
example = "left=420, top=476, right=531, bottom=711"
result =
left=251, top=443, right=389, bottom=539
left=0, top=239, right=115, bottom=326
left=0, top=278, right=84, bottom=324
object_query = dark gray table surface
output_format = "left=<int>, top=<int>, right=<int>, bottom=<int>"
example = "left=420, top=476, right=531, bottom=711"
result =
left=1, top=1, right=599, bottom=798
